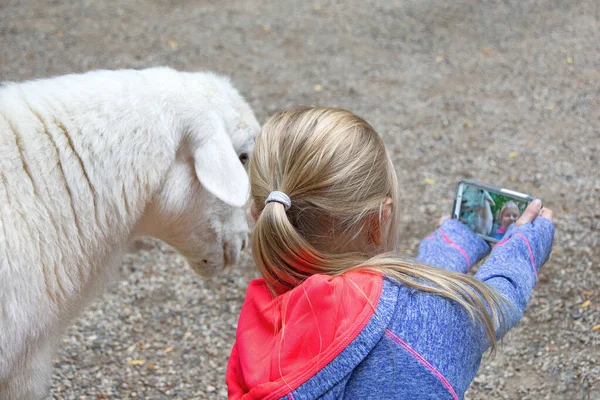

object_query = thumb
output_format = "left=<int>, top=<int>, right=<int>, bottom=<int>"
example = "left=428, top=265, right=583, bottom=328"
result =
left=516, top=199, right=542, bottom=227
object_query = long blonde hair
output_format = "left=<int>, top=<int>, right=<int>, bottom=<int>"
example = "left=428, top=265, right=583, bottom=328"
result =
left=250, top=107, right=508, bottom=349
left=497, top=200, right=520, bottom=221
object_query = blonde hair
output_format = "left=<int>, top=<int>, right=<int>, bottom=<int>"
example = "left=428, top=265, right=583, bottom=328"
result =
left=497, top=200, right=520, bottom=220
left=250, top=107, right=508, bottom=350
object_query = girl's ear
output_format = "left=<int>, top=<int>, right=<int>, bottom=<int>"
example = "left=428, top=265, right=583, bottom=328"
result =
left=382, top=197, right=393, bottom=221
left=369, top=197, right=394, bottom=246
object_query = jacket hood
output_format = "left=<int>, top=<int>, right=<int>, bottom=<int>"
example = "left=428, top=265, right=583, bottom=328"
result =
left=227, top=271, right=383, bottom=400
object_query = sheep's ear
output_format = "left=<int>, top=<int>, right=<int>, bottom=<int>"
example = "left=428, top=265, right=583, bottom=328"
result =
left=484, top=191, right=495, bottom=206
left=193, top=118, right=249, bottom=208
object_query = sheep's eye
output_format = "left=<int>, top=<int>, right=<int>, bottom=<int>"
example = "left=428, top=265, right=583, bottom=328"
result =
left=239, top=153, right=249, bottom=165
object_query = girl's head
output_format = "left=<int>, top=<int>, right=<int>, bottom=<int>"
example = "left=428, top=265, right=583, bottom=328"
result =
left=250, top=107, right=510, bottom=350
left=249, top=107, right=399, bottom=291
left=498, top=201, right=520, bottom=229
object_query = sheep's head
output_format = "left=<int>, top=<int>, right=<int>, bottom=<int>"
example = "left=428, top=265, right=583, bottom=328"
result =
left=142, top=74, right=260, bottom=277
left=461, top=187, right=494, bottom=212
left=459, top=187, right=495, bottom=233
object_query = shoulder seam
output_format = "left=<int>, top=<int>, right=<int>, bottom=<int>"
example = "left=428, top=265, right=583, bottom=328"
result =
left=384, top=328, right=459, bottom=400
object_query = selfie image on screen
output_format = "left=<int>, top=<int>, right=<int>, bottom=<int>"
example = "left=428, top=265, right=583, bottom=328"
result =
left=459, top=184, right=529, bottom=240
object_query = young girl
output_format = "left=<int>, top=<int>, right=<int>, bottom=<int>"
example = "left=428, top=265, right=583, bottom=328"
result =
left=226, top=107, right=554, bottom=400
left=492, top=201, right=521, bottom=240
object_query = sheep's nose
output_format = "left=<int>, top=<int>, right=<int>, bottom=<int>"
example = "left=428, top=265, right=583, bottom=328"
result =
left=223, top=240, right=243, bottom=266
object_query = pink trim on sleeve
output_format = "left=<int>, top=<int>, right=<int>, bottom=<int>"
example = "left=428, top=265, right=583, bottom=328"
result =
left=384, top=329, right=459, bottom=400
left=439, top=230, right=471, bottom=268
left=513, top=233, right=537, bottom=279
left=495, top=237, right=511, bottom=246
left=494, top=233, right=537, bottom=280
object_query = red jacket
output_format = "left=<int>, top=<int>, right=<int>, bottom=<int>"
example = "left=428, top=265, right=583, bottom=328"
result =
left=226, top=271, right=382, bottom=399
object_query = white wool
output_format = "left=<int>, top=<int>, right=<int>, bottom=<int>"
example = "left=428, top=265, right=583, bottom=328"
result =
left=461, top=186, right=495, bottom=236
left=0, top=67, right=259, bottom=399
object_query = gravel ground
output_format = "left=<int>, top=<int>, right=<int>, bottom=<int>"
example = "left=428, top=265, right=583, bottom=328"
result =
left=1, top=0, right=599, bottom=399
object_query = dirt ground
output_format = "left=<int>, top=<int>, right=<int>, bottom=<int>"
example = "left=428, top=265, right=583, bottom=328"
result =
left=1, top=0, right=599, bottom=399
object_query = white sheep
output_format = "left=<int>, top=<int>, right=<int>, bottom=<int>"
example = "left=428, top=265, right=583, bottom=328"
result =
left=459, top=186, right=496, bottom=236
left=0, top=67, right=260, bottom=399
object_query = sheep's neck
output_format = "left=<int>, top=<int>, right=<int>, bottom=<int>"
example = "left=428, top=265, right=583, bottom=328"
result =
left=2, top=84, right=180, bottom=305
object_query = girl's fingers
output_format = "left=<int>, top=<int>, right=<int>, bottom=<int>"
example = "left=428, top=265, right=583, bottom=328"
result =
left=540, top=207, right=554, bottom=222
left=516, top=199, right=542, bottom=227
left=439, top=215, right=451, bottom=226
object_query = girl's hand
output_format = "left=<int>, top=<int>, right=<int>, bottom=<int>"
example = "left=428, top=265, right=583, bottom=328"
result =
left=438, top=215, right=451, bottom=226
left=515, top=199, right=554, bottom=227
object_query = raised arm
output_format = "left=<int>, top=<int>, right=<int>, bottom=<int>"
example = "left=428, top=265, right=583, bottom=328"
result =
left=474, top=201, right=555, bottom=337
left=417, top=218, right=491, bottom=273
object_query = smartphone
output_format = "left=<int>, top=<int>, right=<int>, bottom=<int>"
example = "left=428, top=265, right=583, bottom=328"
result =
left=452, top=179, right=538, bottom=243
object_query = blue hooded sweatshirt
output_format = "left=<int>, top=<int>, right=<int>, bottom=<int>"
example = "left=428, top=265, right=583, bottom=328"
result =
left=227, top=217, right=555, bottom=399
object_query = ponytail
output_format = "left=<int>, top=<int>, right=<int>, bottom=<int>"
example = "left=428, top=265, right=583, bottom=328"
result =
left=249, top=107, right=511, bottom=350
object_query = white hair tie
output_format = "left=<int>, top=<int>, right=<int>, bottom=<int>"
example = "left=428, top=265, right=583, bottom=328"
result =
left=265, top=191, right=291, bottom=211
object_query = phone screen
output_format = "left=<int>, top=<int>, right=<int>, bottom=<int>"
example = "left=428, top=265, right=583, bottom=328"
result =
left=453, top=180, right=533, bottom=242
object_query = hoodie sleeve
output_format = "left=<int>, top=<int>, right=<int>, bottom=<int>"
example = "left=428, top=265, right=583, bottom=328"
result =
left=474, top=216, right=555, bottom=337
left=416, top=219, right=491, bottom=273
